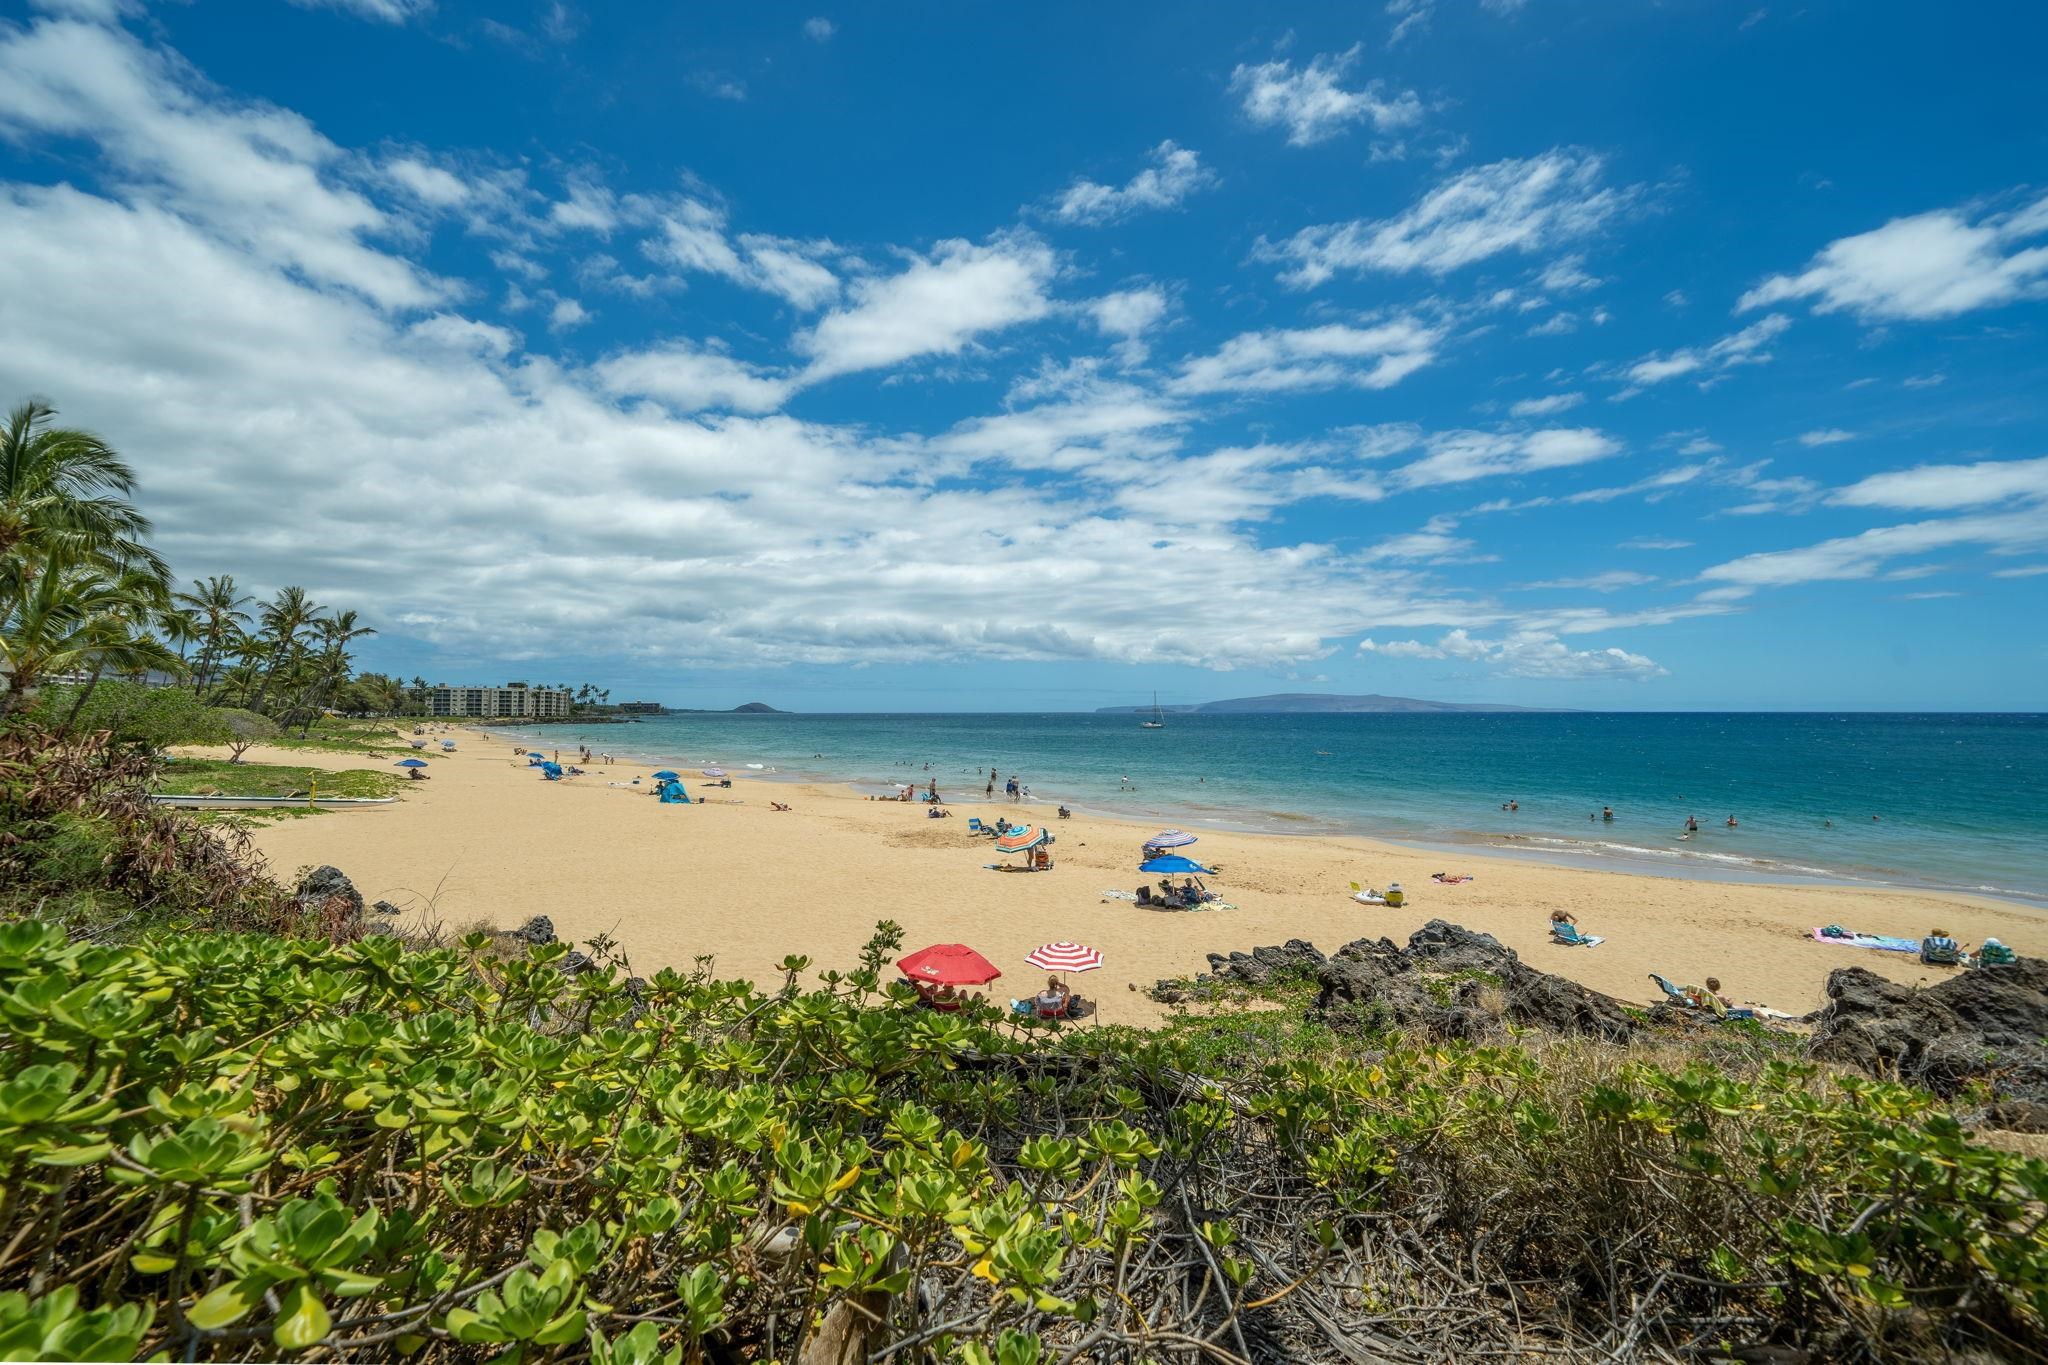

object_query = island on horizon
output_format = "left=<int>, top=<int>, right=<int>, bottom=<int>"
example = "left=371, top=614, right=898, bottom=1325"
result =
left=1095, top=692, right=1565, bottom=715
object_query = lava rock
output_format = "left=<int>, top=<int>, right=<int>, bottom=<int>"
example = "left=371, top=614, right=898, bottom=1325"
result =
left=512, top=915, right=557, bottom=946
left=294, top=865, right=363, bottom=920
left=369, top=899, right=402, bottom=917
left=1808, top=960, right=2048, bottom=1105
left=1501, top=963, right=1636, bottom=1044
left=1403, top=920, right=1519, bottom=974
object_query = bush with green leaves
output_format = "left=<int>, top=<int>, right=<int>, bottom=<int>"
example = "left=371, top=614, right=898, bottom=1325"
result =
left=1, top=908, right=2043, bottom=1363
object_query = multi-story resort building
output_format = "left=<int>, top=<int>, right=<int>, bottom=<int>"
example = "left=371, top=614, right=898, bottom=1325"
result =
left=426, top=684, right=574, bottom=720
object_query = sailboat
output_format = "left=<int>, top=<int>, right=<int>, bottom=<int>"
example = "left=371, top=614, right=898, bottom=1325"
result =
left=1140, top=693, right=1167, bottom=729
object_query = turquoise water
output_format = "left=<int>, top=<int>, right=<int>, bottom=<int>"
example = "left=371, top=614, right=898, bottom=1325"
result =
left=504, top=712, right=2048, bottom=906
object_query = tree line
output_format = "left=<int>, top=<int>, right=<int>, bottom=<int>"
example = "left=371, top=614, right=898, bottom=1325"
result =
left=1, top=397, right=612, bottom=736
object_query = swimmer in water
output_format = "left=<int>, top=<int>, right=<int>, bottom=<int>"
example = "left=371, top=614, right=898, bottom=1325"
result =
left=1685, top=816, right=1698, bottom=832
left=1601, top=806, right=1614, bottom=822
left=1726, top=815, right=1738, bottom=827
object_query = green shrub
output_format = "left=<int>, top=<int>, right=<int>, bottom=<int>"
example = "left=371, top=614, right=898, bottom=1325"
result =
left=0, top=916, right=2041, bottom=1363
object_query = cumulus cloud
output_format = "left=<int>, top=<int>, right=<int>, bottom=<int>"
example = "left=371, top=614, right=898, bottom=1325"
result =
left=1229, top=46, right=1422, bottom=146
left=1622, top=314, right=1791, bottom=387
left=593, top=342, right=795, bottom=414
left=638, top=198, right=843, bottom=309
left=1087, top=287, right=1169, bottom=340
left=1258, top=151, right=1628, bottom=287
left=803, top=16, right=835, bottom=41
left=1168, top=320, right=1441, bottom=395
left=1739, top=193, right=2048, bottom=321
left=1360, top=628, right=1665, bottom=679
left=1052, top=141, right=1217, bottom=225
left=797, top=233, right=1057, bottom=382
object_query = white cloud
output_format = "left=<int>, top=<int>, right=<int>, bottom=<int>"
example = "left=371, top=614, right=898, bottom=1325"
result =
left=1169, top=319, right=1440, bottom=395
left=1624, top=314, right=1791, bottom=386
left=1830, top=455, right=2048, bottom=511
left=803, top=16, right=835, bottom=41
left=547, top=296, right=590, bottom=330
left=1260, top=151, right=1628, bottom=287
left=638, top=198, right=842, bottom=309
left=287, top=0, right=434, bottom=23
left=1509, top=392, right=1583, bottom=418
left=593, top=342, right=794, bottom=414
left=1523, top=571, right=1655, bottom=592
left=686, top=71, right=747, bottom=102
left=797, top=233, right=1057, bottom=382
left=1538, top=254, right=1601, bottom=293
left=1698, top=508, right=2048, bottom=589
left=1620, top=536, right=1693, bottom=550
left=1052, top=141, right=1217, bottom=226
left=1361, top=628, right=1665, bottom=679
left=1229, top=46, right=1422, bottom=147
left=1798, top=428, right=1857, bottom=447
left=0, top=16, right=444, bottom=310
left=1392, top=428, right=1622, bottom=489
left=1992, top=564, right=2048, bottom=578
left=1088, top=287, right=1169, bottom=339
left=1739, top=193, right=2048, bottom=321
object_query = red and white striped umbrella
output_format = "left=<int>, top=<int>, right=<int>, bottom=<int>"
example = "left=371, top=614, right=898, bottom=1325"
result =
left=1025, top=941, right=1103, bottom=973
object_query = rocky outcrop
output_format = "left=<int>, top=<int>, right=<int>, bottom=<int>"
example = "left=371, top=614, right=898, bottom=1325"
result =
left=296, top=865, right=363, bottom=920
left=1808, top=960, right=2048, bottom=1104
left=1157, top=921, right=1638, bottom=1045
left=513, top=915, right=558, bottom=946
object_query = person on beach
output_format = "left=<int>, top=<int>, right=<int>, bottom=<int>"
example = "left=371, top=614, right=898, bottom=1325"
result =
left=1550, top=909, right=1577, bottom=927
left=1602, top=806, right=1614, bottom=822
left=986, top=776, right=994, bottom=798
left=1035, top=975, right=1070, bottom=1015
left=1686, top=816, right=1699, bottom=832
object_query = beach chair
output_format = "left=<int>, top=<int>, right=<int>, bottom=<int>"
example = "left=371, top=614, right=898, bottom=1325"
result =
left=967, top=817, right=985, bottom=834
left=1550, top=922, right=1600, bottom=947
left=1649, top=973, right=1690, bottom=1004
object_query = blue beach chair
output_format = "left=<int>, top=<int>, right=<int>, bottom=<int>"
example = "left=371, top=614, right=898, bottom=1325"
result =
left=1550, top=921, right=1602, bottom=947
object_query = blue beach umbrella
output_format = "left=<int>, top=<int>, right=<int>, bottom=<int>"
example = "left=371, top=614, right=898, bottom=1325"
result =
left=651, top=770, right=681, bottom=780
left=395, top=759, right=429, bottom=768
left=1139, top=854, right=1217, bottom=875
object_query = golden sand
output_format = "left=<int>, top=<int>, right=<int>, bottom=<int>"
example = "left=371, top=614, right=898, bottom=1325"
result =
left=203, top=729, right=2041, bottom=1025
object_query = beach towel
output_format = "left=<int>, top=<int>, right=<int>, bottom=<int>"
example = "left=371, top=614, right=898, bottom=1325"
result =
left=1099, top=889, right=1139, bottom=901
left=1431, top=873, right=1474, bottom=884
left=1809, top=928, right=1918, bottom=954
left=1550, top=926, right=1603, bottom=947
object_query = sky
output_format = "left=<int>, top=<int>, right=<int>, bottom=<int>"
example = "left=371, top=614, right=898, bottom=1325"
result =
left=0, top=0, right=2045, bottom=712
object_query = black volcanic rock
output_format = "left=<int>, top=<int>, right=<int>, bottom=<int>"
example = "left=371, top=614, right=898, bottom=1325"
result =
left=1808, top=960, right=2048, bottom=1104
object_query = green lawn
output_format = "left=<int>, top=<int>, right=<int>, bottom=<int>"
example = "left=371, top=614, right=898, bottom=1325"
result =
left=156, top=757, right=405, bottom=800
left=261, top=716, right=420, bottom=756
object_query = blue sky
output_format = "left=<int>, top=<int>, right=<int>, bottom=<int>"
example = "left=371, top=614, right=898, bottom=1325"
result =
left=1, top=0, right=2044, bottom=711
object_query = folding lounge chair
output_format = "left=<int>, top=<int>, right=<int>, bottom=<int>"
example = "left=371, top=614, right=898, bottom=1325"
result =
left=1550, top=922, right=1601, bottom=946
left=967, top=818, right=985, bottom=834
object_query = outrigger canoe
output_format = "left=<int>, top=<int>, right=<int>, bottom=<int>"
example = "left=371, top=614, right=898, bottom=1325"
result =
left=148, top=794, right=398, bottom=809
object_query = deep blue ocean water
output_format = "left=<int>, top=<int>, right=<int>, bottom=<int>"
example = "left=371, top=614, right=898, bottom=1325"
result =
left=503, top=713, right=2048, bottom=906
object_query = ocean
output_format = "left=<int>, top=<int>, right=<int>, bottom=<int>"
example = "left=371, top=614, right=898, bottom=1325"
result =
left=502, top=712, right=2048, bottom=907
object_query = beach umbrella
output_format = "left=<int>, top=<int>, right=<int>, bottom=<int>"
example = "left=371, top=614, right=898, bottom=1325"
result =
left=1144, top=830, right=1198, bottom=849
left=1026, top=942, right=1103, bottom=973
left=994, top=824, right=1050, bottom=853
left=395, top=759, right=429, bottom=768
left=1139, top=854, right=1217, bottom=875
left=651, top=770, right=681, bottom=781
left=897, top=943, right=1002, bottom=986
left=701, top=767, right=728, bottom=777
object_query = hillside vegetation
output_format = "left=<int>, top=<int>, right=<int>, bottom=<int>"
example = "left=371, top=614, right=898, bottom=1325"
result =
left=1, top=723, right=2045, bottom=1363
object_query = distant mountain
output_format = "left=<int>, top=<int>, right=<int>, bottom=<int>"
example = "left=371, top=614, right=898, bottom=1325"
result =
left=1095, top=692, right=1559, bottom=715
left=730, top=702, right=783, bottom=713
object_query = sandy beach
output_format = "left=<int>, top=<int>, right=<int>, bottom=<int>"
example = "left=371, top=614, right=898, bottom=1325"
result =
left=206, top=728, right=2043, bottom=1025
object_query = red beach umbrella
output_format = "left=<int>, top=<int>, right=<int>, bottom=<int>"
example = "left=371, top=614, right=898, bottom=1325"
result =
left=897, top=943, right=1003, bottom=986
left=1025, top=942, right=1103, bottom=973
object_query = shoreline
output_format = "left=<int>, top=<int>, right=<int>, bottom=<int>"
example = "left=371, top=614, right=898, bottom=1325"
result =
left=207, top=727, right=2044, bottom=1026
left=498, top=725, right=2048, bottom=912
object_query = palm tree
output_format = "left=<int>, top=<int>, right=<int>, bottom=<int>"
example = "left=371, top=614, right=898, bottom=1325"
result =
left=0, top=399, right=166, bottom=599
left=0, top=551, right=182, bottom=718
left=248, top=585, right=320, bottom=713
left=175, top=574, right=254, bottom=696
left=297, top=610, right=377, bottom=736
